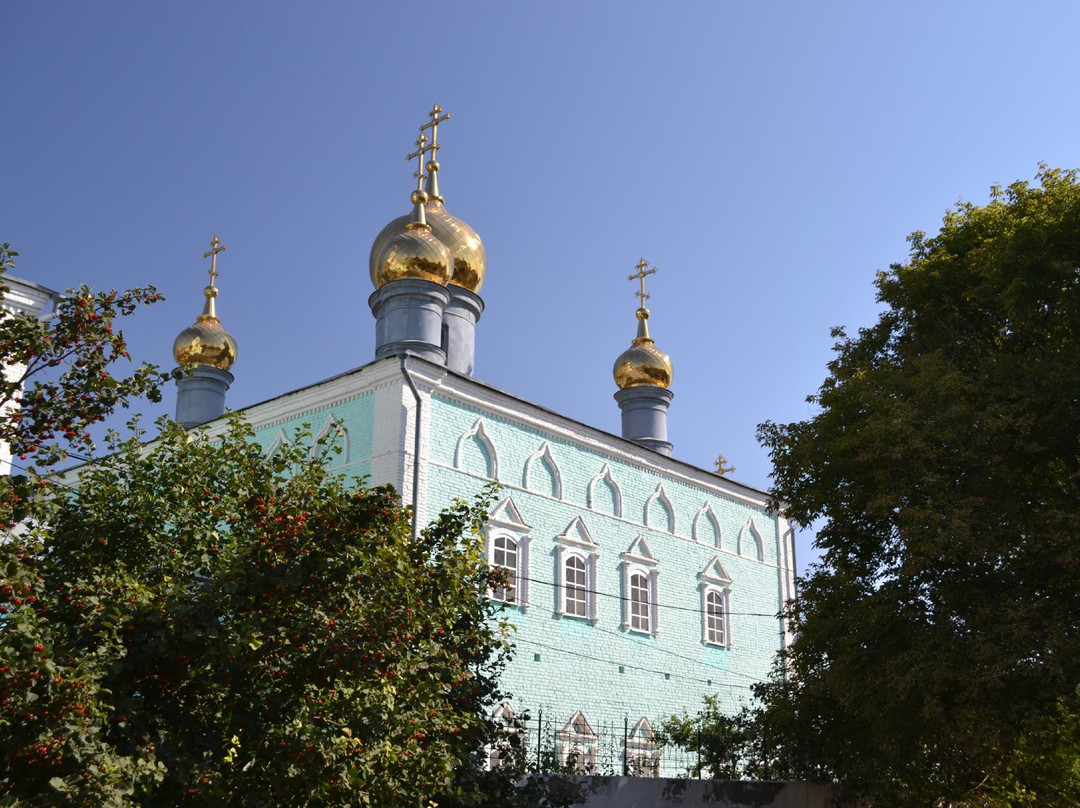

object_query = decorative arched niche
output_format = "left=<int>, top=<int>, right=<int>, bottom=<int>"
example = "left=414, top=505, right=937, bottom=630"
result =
left=692, top=503, right=722, bottom=548
left=455, top=418, right=499, bottom=480
left=587, top=464, right=622, bottom=517
left=644, top=483, right=675, bottom=533
left=311, top=414, right=348, bottom=466
left=522, top=442, right=562, bottom=499
left=738, top=517, right=764, bottom=562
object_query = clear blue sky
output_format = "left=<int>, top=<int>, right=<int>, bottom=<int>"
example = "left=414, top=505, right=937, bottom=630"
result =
left=4, top=2, right=1078, bottom=575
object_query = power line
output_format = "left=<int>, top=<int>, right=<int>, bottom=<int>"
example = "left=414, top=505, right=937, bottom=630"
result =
left=509, top=571, right=784, bottom=619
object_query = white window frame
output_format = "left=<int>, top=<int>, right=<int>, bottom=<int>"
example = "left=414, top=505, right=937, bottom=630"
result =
left=698, top=555, right=733, bottom=647
left=621, top=536, right=659, bottom=636
left=556, top=711, right=598, bottom=773
left=554, top=517, right=599, bottom=622
left=486, top=498, right=532, bottom=609
left=626, top=717, right=661, bottom=777
left=702, top=586, right=731, bottom=647
left=486, top=703, right=527, bottom=770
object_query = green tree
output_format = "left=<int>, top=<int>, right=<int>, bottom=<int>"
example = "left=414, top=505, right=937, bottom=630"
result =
left=3, top=415, right=516, bottom=806
left=753, top=167, right=1080, bottom=806
left=0, top=244, right=165, bottom=474
left=0, top=249, right=547, bottom=806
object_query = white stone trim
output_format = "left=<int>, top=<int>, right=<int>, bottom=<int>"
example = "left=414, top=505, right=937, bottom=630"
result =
left=454, top=417, right=499, bottom=480
left=587, top=464, right=623, bottom=517
left=522, top=441, right=563, bottom=499
left=644, top=483, right=675, bottom=533
left=692, top=503, right=722, bottom=548
left=738, top=517, right=764, bottom=562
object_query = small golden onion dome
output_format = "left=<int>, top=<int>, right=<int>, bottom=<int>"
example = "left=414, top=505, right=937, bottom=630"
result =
left=613, top=307, right=673, bottom=389
left=369, top=190, right=453, bottom=289
left=173, top=285, right=238, bottom=371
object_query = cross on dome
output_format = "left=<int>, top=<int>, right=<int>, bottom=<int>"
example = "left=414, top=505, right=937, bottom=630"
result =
left=407, top=133, right=430, bottom=190
left=628, top=258, right=657, bottom=308
left=203, top=235, right=227, bottom=287
left=420, top=103, right=451, bottom=153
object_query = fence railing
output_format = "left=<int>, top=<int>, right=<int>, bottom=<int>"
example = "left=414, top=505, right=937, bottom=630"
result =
left=504, top=709, right=701, bottom=779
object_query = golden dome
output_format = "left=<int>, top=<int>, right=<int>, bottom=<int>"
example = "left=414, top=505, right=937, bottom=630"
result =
left=613, top=308, right=673, bottom=389
left=173, top=285, right=238, bottom=371
left=427, top=198, right=486, bottom=293
left=369, top=170, right=486, bottom=293
left=369, top=190, right=453, bottom=288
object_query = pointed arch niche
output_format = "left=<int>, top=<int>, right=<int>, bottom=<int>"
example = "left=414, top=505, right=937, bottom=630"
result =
left=692, top=503, right=722, bottom=548
left=587, top=465, right=622, bottom=517
left=455, top=418, right=499, bottom=480
left=265, top=428, right=291, bottom=459
left=738, top=518, right=764, bottom=562
left=522, top=442, right=562, bottom=499
left=644, top=483, right=675, bottom=534
left=311, top=414, right=349, bottom=466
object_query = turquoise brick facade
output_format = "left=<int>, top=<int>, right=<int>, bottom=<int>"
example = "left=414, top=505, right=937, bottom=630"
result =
left=423, top=391, right=791, bottom=773
left=237, top=357, right=794, bottom=776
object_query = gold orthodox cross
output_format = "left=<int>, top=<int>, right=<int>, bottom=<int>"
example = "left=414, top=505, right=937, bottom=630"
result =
left=419, top=103, right=451, bottom=154
left=627, top=257, right=657, bottom=307
left=407, top=134, right=430, bottom=189
left=203, top=235, right=227, bottom=287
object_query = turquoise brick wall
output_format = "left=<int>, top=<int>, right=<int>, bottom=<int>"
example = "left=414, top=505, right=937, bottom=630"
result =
left=252, top=391, right=376, bottom=484
left=425, top=394, right=788, bottom=770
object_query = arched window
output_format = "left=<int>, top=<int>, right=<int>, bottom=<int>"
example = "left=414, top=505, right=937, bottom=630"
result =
left=626, top=718, right=661, bottom=777
left=698, top=557, right=733, bottom=647
left=705, top=589, right=728, bottom=646
left=564, top=555, right=587, bottom=617
left=630, top=573, right=651, bottom=633
left=555, top=518, right=598, bottom=622
left=620, top=537, right=659, bottom=635
left=486, top=498, right=531, bottom=609
left=556, top=711, right=597, bottom=773
left=486, top=703, right=526, bottom=770
left=491, top=536, right=518, bottom=603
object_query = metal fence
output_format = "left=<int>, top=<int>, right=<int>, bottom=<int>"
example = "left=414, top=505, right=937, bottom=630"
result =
left=509, top=709, right=702, bottom=779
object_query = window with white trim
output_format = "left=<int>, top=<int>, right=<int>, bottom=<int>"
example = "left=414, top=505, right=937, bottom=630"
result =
left=630, top=573, right=651, bottom=632
left=556, top=711, right=597, bottom=773
left=486, top=703, right=526, bottom=770
left=565, top=555, right=587, bottom=616
left=621, top=536, right=659, bottom=635
left=486, top=498, right=532, bottom=609
left=554, top=517, right=599, bottom=622
left=626, top=717, right=661, bottom=777
left=491, top=535, right=518, bottom=603
left=704, top=587, right=730, bottom=646
left=698, top=555, right=733, bottom=647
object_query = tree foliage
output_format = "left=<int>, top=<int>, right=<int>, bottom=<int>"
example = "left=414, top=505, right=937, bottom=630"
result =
left=752, top=167, right=1080, bottom=805
left=3, top=416, right=516, bottom=806
left=0, top=250, right=546, bottom=806
left=0, top=244, right=165, bottom=473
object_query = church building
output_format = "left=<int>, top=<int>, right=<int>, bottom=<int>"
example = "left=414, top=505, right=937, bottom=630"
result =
left=170, top=106, right=797, bottom=775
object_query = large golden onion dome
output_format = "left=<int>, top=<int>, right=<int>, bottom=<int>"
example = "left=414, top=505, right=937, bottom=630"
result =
left=368, top=161, right=486, bottom=293
left=369, top=189, right=453, bottom=288
left=613, top=307, right=673, bottom=389
left=173, top=285, right=238, bottom=371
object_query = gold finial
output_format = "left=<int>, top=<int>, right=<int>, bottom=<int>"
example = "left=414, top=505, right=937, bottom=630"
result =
left=203, top=235, right=227, bottom=288
left=420, top=103, right=451, bottom=147
left=419, top=104, right=450, bottom=202
left=628, top=257, right=657, bottom=308
left=407, top=133, right=430, bottom=189
left=405, top=134, right=431, bottom=229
